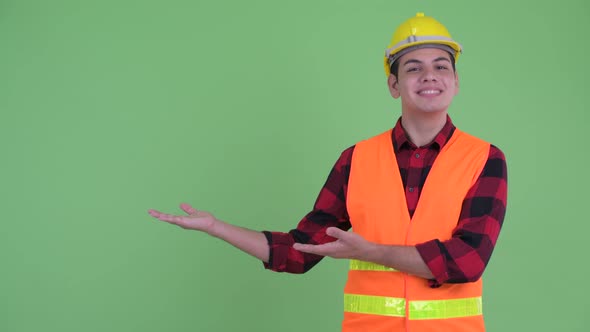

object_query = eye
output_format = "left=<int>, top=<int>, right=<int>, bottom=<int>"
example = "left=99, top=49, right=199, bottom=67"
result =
left=406, top=67, right=419, bottom=73
left=436, top=65, right=449, bottom=70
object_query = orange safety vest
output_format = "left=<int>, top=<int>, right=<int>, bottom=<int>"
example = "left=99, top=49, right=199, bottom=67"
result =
left=343, top=128, right=490, bottom=332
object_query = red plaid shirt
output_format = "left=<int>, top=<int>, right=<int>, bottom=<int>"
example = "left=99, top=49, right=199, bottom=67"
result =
left=263, top=116, right=508, bottom=287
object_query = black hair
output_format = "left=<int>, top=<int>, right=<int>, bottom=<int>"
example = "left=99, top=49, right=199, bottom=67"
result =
left=390, top=52, right=456, bottom=78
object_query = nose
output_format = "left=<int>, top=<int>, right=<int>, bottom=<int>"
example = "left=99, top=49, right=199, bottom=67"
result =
left=421, top=68, right=438, bottom=82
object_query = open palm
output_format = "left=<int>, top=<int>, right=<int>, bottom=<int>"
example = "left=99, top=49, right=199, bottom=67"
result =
left=148, top=203, right=217, bottom=232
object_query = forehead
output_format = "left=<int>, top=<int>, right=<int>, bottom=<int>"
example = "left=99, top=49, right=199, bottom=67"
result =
left=398, top=47, right=452, bottom=64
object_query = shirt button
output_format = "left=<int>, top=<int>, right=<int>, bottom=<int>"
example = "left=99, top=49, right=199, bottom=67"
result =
left=408, top=187, right=414, bottom=192
left=415, top=153, right=420, bottom=158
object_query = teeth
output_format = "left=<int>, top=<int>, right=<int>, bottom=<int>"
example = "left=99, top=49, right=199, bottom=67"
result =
left=419, top=90, right=440, bottom=95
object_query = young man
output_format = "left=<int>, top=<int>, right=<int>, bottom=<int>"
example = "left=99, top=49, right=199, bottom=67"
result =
left=148, top=13, right=507, bottom=332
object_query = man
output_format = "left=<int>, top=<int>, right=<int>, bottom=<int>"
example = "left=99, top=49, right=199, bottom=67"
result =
left=148, top=12, right=507, bottom=332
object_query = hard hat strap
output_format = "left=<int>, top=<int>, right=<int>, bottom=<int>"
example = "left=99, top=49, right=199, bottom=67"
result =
left=386, top=43, right=457, bottom=68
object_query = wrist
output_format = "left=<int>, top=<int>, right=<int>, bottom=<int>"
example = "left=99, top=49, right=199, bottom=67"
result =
left=204, top=218, right=222, bottom=236
left=361, top=241, right=382, bottom=262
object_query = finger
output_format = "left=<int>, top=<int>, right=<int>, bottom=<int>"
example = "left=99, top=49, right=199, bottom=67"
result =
left=293, top=243, right=334, bottom=256
left=293, top=243, right=320, bottom=254
left=148, top=209, right=163, bottom=218
left=180, top=203, right=197, bottom=215
left=149, top=211, right=185, bottom=225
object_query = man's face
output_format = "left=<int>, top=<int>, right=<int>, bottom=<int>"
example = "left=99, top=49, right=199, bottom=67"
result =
left=388, top=48, right=459, bottom=115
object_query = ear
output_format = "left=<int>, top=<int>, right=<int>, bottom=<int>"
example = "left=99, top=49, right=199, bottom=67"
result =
left=454, top=71, right=460, bottom=95
left=388, top=74, right=400, bottom=99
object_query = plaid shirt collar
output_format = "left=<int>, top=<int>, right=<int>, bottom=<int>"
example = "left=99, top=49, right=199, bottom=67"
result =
left=391, top=115, right=456, bottom=152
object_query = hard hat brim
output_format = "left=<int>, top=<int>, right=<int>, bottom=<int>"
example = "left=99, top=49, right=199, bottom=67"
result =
left=384, top=41, right=462, bottom=76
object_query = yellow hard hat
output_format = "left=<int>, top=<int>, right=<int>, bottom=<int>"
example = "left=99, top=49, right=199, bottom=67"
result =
left=384, top=12, right=462, bottom=76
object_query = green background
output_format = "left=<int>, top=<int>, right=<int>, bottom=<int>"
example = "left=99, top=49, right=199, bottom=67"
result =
left=1, top=0, right=588, bottom=331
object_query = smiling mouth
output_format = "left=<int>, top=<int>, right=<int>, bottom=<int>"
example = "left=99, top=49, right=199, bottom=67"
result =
left=418, top=89, right=442, bottom=95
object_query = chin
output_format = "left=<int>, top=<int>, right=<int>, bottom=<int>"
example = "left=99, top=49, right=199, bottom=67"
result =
left=416, top=107, right=448, bottom=114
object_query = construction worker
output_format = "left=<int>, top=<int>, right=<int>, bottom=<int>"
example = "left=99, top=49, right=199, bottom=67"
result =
left=148, top=12, right=508, bottom=332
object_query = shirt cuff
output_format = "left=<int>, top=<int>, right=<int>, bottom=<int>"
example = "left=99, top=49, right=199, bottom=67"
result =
left=416, top=240, right=449, bottom=287
left=261, top=230, right=295, bottom=272
left=262, top=231, right=274, bottom=270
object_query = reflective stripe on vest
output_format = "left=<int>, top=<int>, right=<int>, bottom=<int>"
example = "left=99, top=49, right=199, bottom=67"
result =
left=344, top=294, right=483, bottom=320
left=349, top=259, right=398, bottom=272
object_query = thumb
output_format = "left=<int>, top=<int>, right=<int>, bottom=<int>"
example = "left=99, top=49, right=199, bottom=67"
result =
left=180, top=203, right=197, bottom=215
left=326, top=227, right=349, bottom=239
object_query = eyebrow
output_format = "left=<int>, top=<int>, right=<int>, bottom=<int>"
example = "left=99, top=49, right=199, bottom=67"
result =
left=402, top=57, right=452, bottom=66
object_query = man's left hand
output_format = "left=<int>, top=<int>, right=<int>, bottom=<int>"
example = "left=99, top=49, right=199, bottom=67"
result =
left=292, top=227, right=375, bottom=260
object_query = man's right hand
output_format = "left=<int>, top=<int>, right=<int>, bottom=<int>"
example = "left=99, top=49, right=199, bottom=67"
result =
left=148, top=203, right=218, bottom=234
left=148, top=202, right=270, bottom=262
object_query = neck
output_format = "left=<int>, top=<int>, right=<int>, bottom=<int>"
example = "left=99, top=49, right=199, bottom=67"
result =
left=400, top=111, right=447, bottom=147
